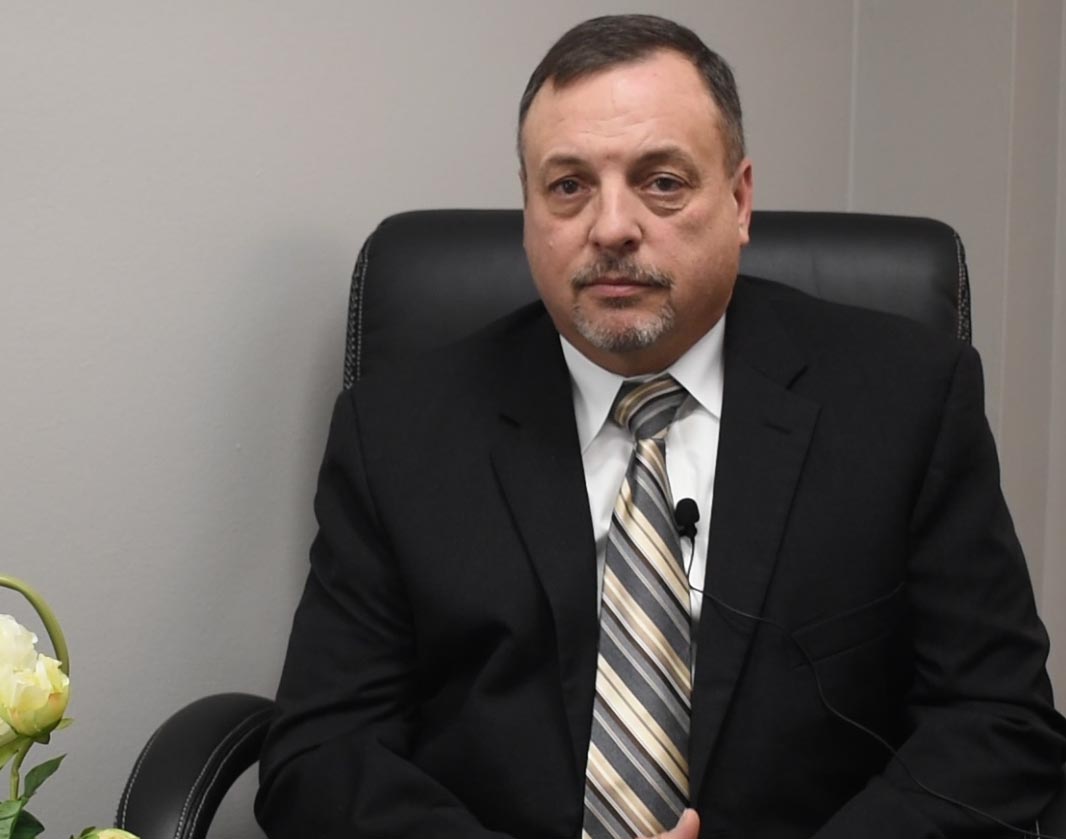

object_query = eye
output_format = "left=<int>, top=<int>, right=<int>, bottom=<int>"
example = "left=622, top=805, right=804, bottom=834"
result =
left=550, top=177, right=583, bottom=196
left=647, top=174, right=684, bottom=193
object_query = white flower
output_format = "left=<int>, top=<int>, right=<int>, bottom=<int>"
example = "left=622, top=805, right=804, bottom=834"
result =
left=0, top=615, right=39, bottom=673
left=0, top=615, right=69, bottom=738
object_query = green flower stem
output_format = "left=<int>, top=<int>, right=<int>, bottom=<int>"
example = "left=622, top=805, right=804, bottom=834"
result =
left=0, top=576, right=70, bottom=676
left=9, top=738, right=30, bottom=799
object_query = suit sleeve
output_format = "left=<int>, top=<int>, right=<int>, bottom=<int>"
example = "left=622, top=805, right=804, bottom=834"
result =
left=813, top=345, right=1066, bottom=838
left=254, top=390, right=517, bottom=839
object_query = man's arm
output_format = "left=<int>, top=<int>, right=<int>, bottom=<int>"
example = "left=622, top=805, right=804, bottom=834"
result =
left=254, top=391, right=516, bottom=839
left=813, top=346, right=1066, bottom=838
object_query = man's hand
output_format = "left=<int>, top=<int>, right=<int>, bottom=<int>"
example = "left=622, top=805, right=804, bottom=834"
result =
left=643, top=808, right=699, bottom=839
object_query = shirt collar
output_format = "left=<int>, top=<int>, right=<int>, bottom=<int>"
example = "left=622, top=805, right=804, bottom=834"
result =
left=561, top=315, right=726, bottom=453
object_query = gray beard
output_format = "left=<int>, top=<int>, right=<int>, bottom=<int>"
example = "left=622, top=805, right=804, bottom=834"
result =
left=570, top=256, right=675, bottom=352
left=572, top=299, right=676, bottom=352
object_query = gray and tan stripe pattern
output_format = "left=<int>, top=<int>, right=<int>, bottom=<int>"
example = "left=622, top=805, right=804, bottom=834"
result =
left=584, top=375, right=691, bottom=839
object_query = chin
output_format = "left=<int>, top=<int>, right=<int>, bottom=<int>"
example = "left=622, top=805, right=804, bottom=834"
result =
left=573, top=307, right=675, bottom=354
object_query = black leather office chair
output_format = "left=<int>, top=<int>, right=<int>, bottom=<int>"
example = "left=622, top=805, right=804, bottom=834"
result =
left=116, top=209, right=1064, bottom=839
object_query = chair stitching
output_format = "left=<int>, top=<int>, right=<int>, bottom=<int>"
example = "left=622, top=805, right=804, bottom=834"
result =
left=345, top=231, right=375, bottom=389
left=174, top=708, right=272, bottom=839
left=185, top=710, right=273, bottom=838
left=354, top=232, right=373, bottom=383
left=344, top=235, right=371, bottom=389
left=954, top=232, right=966, bottom=341
left=117, top=725, right=164, bottom=828
left=959, top=231, right=967, bottom=339
left=175, top=708, right=274, bottom=839
left=343, top=252, right=358, bottom=390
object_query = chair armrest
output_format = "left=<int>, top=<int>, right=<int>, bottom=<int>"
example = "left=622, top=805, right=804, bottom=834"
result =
left=116, top=693, right=276, bottom=839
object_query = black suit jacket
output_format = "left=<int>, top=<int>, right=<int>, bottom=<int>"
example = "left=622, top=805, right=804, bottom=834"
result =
left=256, top=276, right=1066, bottom=839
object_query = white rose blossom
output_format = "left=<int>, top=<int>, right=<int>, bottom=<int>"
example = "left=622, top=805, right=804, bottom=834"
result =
left=0, top=613, right=70, bottom=740
left=0, top=577, right=136, bottom=837
left=0, top=650, right=69, bottom=739
left=0, top=615, right=38, bottom=673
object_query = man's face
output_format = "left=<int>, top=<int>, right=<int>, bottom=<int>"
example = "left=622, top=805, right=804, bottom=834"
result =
left=520, top=49, right=753, bottom=376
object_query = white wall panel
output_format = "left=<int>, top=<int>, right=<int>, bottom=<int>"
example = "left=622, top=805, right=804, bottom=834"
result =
left=1000, top=0, right=1063, bottom=588
left=1042, top=6, right=1066, bottom=697
left=851, top=0, right=1015, bottom=429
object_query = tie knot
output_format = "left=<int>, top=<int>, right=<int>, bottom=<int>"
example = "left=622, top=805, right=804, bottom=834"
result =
left=612, top=375, right=687, bottom=440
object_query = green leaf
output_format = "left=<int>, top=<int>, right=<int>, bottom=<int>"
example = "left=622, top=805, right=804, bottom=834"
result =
left=0, top=739, right=28, bottom=774
left=11, top=808, right=44, bottom=839
left=30, top=715, right=74, bottom=746
left=21, top=755, right=64, bottom=801
left=0, top=799, right=25, bottom=839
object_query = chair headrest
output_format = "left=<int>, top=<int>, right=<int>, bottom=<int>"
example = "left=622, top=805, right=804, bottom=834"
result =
left=346, top=209, right=970, bottom=386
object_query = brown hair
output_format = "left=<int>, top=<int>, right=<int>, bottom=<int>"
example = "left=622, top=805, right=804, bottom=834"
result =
left=518, top=14, right=745, bottom=172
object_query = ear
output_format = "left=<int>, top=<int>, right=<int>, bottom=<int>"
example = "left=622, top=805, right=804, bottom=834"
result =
left=732, top=159, right=754, bottom=246
left=519, top=166, right=528, bottom=206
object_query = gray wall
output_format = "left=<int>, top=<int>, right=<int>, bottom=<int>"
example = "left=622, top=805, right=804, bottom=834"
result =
left=2, top=2, right=1063, bottom=835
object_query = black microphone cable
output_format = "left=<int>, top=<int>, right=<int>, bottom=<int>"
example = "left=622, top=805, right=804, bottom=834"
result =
left=672, top=497, right=1062, bottom=839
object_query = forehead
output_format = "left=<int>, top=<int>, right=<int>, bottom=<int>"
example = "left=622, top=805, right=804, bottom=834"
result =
left=521, top=50, right=722, bottom=169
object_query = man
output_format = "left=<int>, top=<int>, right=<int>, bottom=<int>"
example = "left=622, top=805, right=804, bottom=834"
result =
left=256, top=14, right=1065, bottom=839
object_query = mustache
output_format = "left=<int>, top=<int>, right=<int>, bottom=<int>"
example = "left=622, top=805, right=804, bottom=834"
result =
left=570, top=257, right=673, bottom=290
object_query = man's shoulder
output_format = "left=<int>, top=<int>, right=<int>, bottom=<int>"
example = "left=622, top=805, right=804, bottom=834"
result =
left=731, top=273, right=966, bottom=366
left=727, top=275, right=978, bottom=437
left=344, top=300, right=557, bottom=417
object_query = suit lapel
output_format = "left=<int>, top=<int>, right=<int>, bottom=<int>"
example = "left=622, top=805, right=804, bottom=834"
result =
left=489, top=311, right=600, bottom=781
left=689, top=279, right=821, bottom=798
left=481, top=287, right=821, bottom=799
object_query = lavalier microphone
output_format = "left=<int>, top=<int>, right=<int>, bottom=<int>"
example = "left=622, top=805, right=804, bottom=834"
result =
left=674, top=498, right=699, bottom=541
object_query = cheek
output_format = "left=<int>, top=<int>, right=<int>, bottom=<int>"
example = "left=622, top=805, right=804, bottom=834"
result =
left=673, top=208, right=718, bottom=243
left=660, top=219, right=715, bottom=276
left=526, top=225, right=578, bottom=303
left=677, top=205, right=741, bottom=261
left=662, top=219, right=739, bottom=300
left=529, top=222, right=581, bottom=273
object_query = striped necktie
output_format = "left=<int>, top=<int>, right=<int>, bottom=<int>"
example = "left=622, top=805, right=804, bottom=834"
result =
left=583, top=375, right=691, bottom=839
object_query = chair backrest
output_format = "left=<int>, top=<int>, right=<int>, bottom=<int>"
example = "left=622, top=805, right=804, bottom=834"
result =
left=344, top=209, right=971, bottom=387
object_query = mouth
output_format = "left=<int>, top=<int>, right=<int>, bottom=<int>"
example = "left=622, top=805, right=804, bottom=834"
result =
left=582, top=276, right=658, bottom=298
left=571, top=259, right=673, bottom=299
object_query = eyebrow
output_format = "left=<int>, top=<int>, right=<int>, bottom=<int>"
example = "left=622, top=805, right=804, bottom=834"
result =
left=538, top=153, right=588, bottom=174
left=538, top=145, right=701, bottom=177
left=635, top=146, right=700, bottom=173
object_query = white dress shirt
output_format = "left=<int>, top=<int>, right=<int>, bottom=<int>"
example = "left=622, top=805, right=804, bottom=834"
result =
left=560, top=317, right=725, bottom=638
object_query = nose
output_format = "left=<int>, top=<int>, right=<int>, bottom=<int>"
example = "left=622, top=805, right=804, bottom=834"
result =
left=588, top=183, right=642, bottom=254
